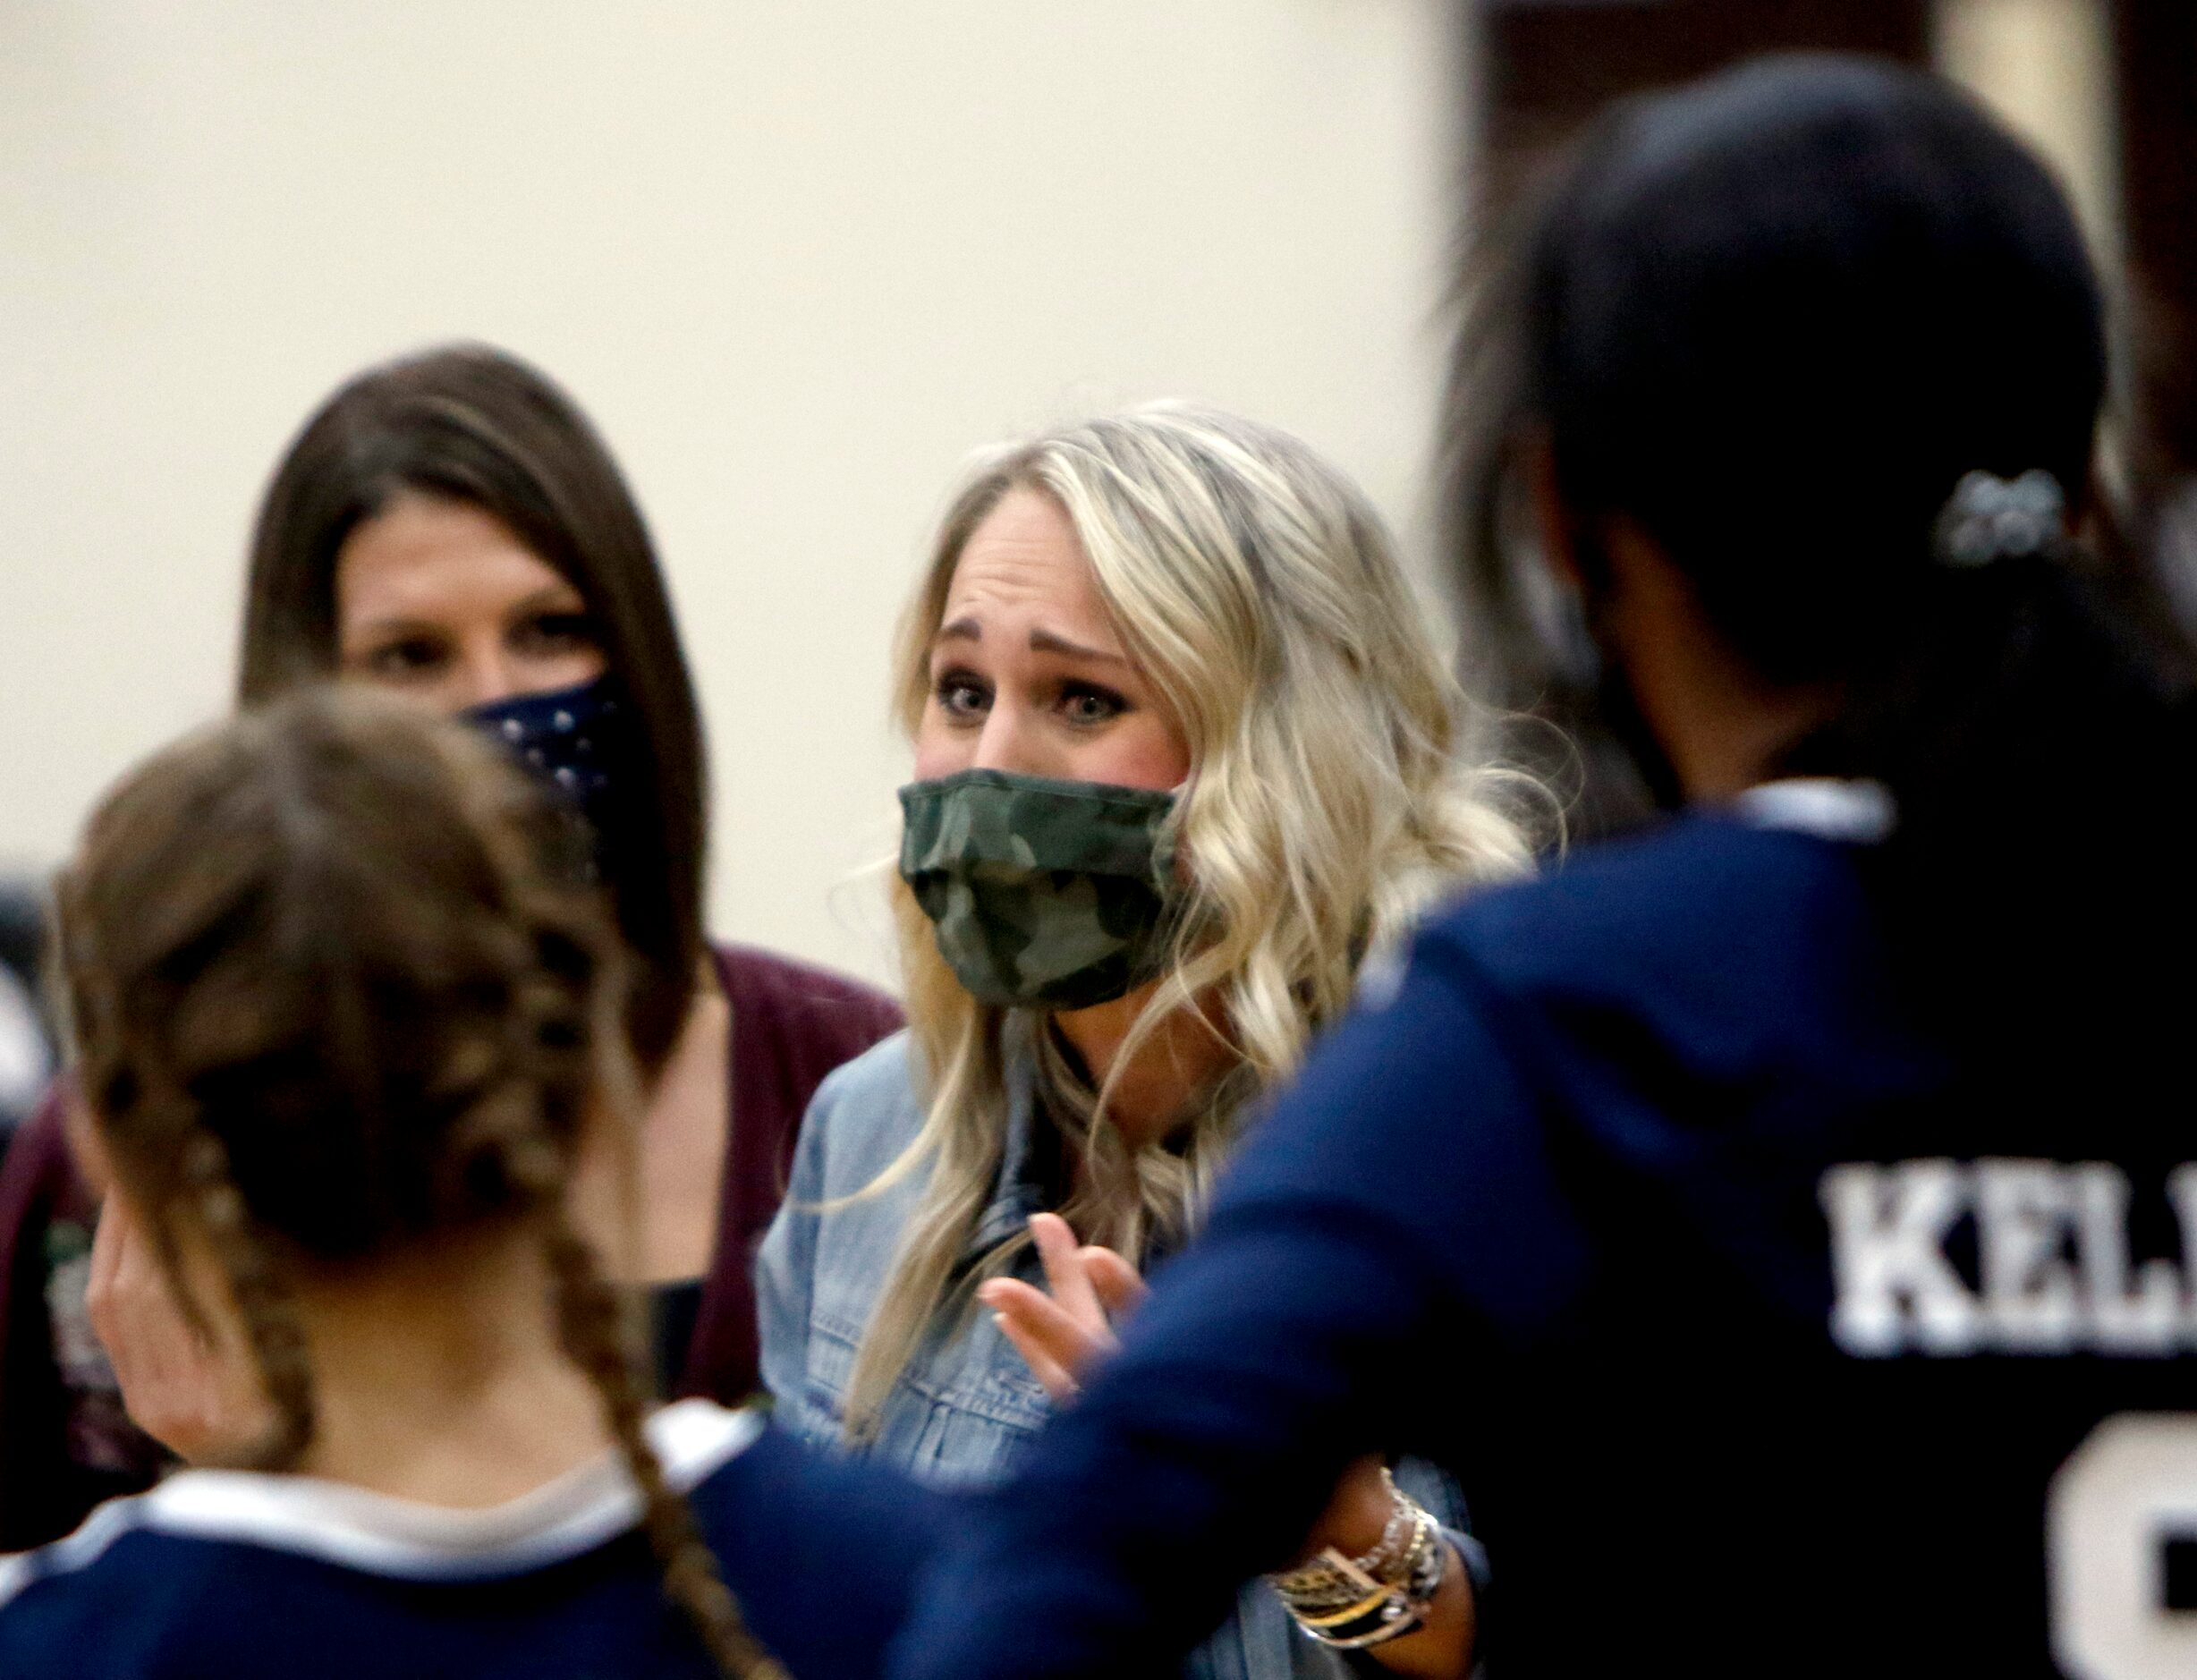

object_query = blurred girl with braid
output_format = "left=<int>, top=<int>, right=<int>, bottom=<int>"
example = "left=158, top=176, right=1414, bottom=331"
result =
left=0, top=691, right=940, bottom=1680
left=0, top=345, right=899, bottom=1548
left=758, top=405, right=1531, bottom=1679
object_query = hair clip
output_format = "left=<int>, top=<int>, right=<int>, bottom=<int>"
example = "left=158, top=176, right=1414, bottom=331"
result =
left=1933, top=469, right=2066, bottom=568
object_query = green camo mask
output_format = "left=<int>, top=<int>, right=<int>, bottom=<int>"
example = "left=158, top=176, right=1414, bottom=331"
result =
left=897, top=768, right=1180, bottom=1010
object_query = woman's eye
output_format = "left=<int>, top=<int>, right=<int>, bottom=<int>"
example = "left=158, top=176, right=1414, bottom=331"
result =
left=935, top=670, right=991, bottom=722
left=365, top=638, right=445, bottom=679
left=514, top=611, right=599, bottom=656
left=1058, top=683, right=1126, bottom=726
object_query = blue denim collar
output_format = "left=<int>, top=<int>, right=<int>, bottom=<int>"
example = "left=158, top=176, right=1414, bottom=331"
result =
left=963, top=1016, right=1053, bottom=1261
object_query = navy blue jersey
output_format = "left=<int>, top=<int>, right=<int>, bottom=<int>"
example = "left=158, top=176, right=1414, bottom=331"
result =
left=0, top=1401, right=946, bottom=1680
left=889, top=800, right=2197, bottom=1679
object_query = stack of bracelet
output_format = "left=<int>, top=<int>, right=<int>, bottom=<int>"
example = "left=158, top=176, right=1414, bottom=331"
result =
left=1268, top=1469, right=1446, bottom=1650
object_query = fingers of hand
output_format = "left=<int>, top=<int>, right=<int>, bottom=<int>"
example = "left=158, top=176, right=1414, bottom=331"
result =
left=980, top=1280, right=1082, bottom=1399
left=988, top=1301, right=1082, bottom=1403
left=86, top=1196, right=159, bottom=1358
left=84, top=1197, right=231, bottom=1454
left=86, top=1197, right=125, bottom=1328
left=1027, top=1213, right=1107, bottom=1330
left=64, top=1097, right=114, bottom=1197
left=1080, top=1245, right=1149, bottom=1320
left=979, top=1275, right=1111, bottom=1392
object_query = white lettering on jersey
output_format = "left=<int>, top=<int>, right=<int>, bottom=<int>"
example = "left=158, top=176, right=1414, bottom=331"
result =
left=1979, top=1160, right=2082, bottom=1350
left=1823, top=1159, right=1978, bottom=1354
left=1821, top=1160, right=2196, bottom=1357
left=2078, top=1167, right=2186, bottom=1355
left=2049, top=1414, right=2197, bottom=1679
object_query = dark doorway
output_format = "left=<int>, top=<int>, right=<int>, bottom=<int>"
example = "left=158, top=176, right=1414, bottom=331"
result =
left=2116, top=0, right=2197, bottom=482
left=1479, top=0, right=1934, bottom=217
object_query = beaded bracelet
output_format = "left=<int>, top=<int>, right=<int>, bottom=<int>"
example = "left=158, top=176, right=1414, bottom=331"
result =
left=1268, top=1474, right=1448, bottom=1650
left=1270, top=1471, right=1418, bottom=1608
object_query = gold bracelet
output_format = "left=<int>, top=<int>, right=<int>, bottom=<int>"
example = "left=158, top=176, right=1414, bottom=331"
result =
left=1269, top=1478, right=1447, bottom=1650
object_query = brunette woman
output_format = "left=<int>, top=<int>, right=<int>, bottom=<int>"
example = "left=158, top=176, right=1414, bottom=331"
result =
left=0, top=692, right=938, bottom=1679
left=0, top=346, right=898, bottom=1545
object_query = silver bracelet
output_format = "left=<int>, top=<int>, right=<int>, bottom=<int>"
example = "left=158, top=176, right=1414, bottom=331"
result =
left=1270, top=1469, right=1414, bottom=1606
left=1268, top=1475, right=1448, bottom=1650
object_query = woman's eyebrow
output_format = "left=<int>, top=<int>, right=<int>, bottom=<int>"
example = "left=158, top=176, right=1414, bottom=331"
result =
left=1029, top=628, right=1128, bottom=665
left=343, top=612, right=437, bottom=642
left=930, top=617, right=1128, bottom=666
left=510, top=584, right=586, bottom=615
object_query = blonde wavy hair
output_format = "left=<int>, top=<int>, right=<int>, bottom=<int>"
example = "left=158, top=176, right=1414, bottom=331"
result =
left=844, top=403, right=1532, bottom=1434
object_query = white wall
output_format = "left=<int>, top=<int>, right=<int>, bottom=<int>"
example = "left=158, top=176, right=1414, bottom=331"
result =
left=1934, top=0, right=2121, bottom=264
left=0, top=2, right=1464, bottom=986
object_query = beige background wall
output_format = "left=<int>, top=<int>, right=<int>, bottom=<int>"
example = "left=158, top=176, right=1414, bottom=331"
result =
left=1935, top=0, right=2120, bottom=261
left=0, top=2, right=1465, bottom=987
left=3, top=4, right=2107, bottom=993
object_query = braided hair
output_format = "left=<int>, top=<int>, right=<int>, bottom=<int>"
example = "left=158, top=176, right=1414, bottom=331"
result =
left=58, top=688, right=781, bottom=1680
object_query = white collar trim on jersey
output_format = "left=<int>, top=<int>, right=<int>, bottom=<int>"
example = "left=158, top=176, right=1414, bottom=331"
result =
left=1729, top=777, right=1896, bottom=845
left=0, top=1398, right=763, bottom=1603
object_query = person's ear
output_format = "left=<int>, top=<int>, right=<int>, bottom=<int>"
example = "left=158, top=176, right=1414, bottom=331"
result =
left=1522, top=430, right=1589, bottom=595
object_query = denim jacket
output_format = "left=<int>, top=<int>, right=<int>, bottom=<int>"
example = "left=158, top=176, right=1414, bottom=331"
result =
left=756, top=1031, right=1485, bottom=1680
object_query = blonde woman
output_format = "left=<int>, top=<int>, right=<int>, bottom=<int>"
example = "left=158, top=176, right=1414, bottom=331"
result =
left=757, top=405, right=1528, bottom=1679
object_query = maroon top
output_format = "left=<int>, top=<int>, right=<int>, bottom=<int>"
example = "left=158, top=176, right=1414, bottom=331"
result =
left=0, top=944, right=899, bottom=1551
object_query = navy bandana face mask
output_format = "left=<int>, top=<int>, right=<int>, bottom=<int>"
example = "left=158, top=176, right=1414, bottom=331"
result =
left=464, top=676, right=632, bottom=879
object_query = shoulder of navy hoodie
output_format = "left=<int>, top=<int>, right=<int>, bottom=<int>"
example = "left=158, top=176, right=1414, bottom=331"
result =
left=692, top=1422, right=954, bottom=1678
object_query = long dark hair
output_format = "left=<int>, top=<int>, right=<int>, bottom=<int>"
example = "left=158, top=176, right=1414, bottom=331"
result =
left=1447, top=55, right=2197, bottom=1021
left=239, top=344, right=705, bottom=1070
left=58, top=691, right=778, bottom=1678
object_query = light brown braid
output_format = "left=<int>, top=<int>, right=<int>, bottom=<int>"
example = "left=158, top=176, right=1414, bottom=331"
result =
left=179, top=1134, right=318, bottom=1470
left=545, top=1222, right=787, bottom=1680
left=58, top=688, right=783, bottom=1680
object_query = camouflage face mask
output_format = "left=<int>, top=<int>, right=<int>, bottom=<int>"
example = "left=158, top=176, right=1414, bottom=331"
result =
left=898, top=768, right=1180, bottom=1010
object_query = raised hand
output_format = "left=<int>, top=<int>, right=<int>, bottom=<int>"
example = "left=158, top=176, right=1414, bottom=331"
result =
left=976, top=1211, right=1148, bottom=1402
left=980, top=1210, right=1474, bottom=1671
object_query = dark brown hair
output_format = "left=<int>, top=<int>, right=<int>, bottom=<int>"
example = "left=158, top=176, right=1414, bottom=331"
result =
left=1445, top=55, right=2118, bottom=835
left=238, top=344, right=705, bottom=1069
left=1443, top=55, right=2197, bottom=1054
left=57, top=690, right=777, bottom=1680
